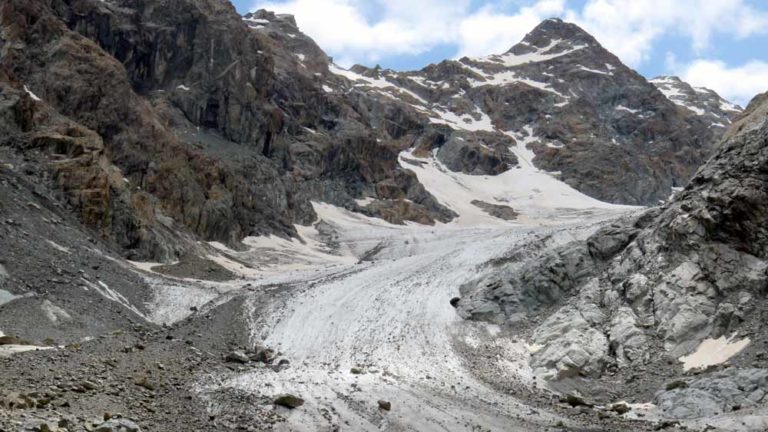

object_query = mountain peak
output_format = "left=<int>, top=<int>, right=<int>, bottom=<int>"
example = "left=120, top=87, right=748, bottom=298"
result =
left=512, top=18, right=600, bottom=52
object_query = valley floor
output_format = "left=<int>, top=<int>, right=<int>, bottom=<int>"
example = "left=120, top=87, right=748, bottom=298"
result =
left=0, top=150, right=703, bottom=431
left=169, top=202, right=658, bottom=431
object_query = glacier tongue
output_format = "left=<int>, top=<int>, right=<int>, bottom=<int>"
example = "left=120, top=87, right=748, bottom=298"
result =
left=193, top=199, right=634, bottom=431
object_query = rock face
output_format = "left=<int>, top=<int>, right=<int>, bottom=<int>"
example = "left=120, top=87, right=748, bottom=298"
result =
left=654, top=369, right=768, bottom=419
left=273, top=393, right=304, bottom=409
left=458, top=92, right=768, bottom=406
left=0, top=0, right=454, bottom=262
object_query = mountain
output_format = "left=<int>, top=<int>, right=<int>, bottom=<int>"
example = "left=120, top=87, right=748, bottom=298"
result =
left=0, top=0, right=760, bottom=431
left=0, top=1, right=739, bottom=263
left=339, top=19, right=741, bottom=205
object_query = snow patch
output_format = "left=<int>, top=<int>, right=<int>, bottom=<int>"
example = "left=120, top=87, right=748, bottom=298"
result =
left=82, top=278, right=145, bottom=319
left=429, top=105, right=494, bottom=132
left=47, top=240, right=71, bottom=254
left=576, top=65, right=610, bottom=75
left=679, top=334, right=750, bottom=371
left=0, top=344, right=54, bottom=358
left=0, top=289, right=19, bottom=307
left=243, top=17, right=269, bottom=24
left=355, top=197, right=376, bottom=206
left=615, top=105, right=640, bottom=114
left=23, top=85, right=42, bottom=102
left=329, top=64, right=428, bottom=105
left=398, top=129, right=635, bottom=226
left=720, top=99, right=742, bottom=112
left=479, top=39, right=588, bottom=68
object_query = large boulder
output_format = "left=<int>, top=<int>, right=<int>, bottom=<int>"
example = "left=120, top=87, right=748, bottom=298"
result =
left=654, top=369, right=768, bottom=419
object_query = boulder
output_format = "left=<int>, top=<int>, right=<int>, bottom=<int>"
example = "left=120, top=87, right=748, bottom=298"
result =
left=225, top=351, right=250, bottom=364
left=654, top=369, right=768, bottom=419
left=274, top=394, right=304, bottom=409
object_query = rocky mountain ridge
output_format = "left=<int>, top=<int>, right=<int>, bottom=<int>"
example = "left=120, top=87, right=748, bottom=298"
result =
left=651, top=75, right=742, bottom=123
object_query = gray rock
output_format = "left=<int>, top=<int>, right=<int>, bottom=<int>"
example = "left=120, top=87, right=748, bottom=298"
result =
left=94, top=419, right=142, bottom=432
left=608, top=307, right=648, bottom=365
left=225, top=351, right=250, bottom=364
left=274, top=394, right=304, bottom=409
left=470, top=200, right=518, bottom=221
left=655, top=369, right=768, bottom=419
left=530, top=282, right=609, bottom=379
left=435, top=133, right=517, bottom=175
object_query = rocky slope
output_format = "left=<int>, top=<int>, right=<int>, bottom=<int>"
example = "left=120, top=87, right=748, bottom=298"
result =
left=457, top=91, right=768, bottom=427
left=0, top=0, right=455, bottom=263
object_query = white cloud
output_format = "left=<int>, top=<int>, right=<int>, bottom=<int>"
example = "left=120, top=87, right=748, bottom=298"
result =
left=565, top=0, right=768, bottom=67
left=681, top=60, right=768, bottom=106
left=251, top=0, right=768, bottom=74
left=456, top=0, right=565, bottom=58
left=252, top=0, right=471, bottom=66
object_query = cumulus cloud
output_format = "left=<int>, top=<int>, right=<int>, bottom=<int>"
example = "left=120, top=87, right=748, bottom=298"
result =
left=251, top=0, right=768, bottom=74
left=252, top=0, right=471, bottom=66
left=681, top=60, right=768, bottom=107
left=566, top=0, right=768, bottom=66
left=456, top=0, right=565, bottom=58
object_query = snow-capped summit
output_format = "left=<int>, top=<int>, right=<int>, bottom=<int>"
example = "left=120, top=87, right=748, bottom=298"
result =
left=507, top=17, right=602, bottom=56
left=330, top=20, right=740, bottom=205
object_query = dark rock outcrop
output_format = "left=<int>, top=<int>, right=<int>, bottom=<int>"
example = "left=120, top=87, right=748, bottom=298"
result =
left=0, top=0, right=455, bottom=261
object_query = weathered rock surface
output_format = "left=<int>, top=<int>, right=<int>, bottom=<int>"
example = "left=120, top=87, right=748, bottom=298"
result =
left=654, top=369, right=768, bottom=419
left=470, top=200, right=518, bottom=221
left=0, top=0, right=455, bottom=263
left=95, top=418, right=142, bottom=432
left=458, top=91, right=768, bottom=408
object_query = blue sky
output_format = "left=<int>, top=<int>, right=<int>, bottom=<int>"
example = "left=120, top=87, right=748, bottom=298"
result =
left=231, top=0, right=768, bottom=105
